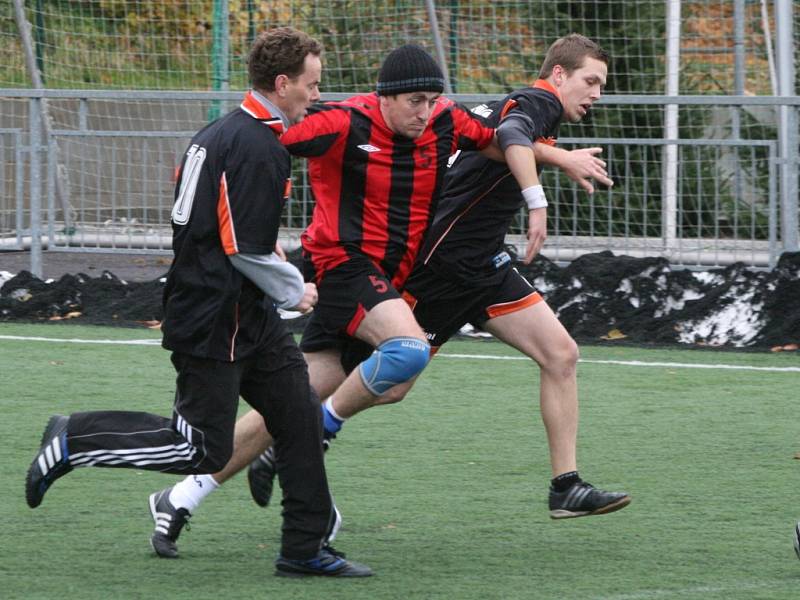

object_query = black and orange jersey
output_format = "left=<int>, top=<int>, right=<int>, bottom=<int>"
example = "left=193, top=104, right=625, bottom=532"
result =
left=418, top=80, right=563, bottom=286
left=162, top=92, right=292, bottom=361
left=282, top=92, right=494, bottom=290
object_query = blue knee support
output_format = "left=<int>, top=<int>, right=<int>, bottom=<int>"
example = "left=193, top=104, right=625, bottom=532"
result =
left=359, top=337, right=430, bottom=396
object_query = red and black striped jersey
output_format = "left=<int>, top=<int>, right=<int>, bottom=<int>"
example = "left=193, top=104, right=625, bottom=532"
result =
left=419, top=80, right=563, bottom=286
left=162, top=92, right=292, bottom=362
left=281, top=92, right=494, bottom=289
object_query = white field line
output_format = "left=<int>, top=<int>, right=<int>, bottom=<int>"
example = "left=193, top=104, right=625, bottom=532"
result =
left=438, top=353, right=800, bottom=373
left=2, top=334, right=798, bottom=373
left=0, top=335, right=161, bottom=346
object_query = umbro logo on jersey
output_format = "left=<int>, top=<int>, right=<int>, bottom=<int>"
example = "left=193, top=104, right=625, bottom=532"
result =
left=357, top=144, right=381, bottom=153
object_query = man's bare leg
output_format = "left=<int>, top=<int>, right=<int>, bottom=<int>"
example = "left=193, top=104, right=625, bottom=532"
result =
left=483, top=301, right=579, bottom=478
left=325, top=298, right=428, bottom=420
left=484, top=300, right=630, bottom=518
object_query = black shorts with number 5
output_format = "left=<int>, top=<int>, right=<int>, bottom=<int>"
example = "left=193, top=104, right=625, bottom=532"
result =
left=302, top=252, right=402, bottom=341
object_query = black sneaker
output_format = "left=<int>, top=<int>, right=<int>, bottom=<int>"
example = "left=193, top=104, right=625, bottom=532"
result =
left=25, top=415, right=72, bottom=508
left=247, top=447, right=277, bottom=508
left=794, top=522, right=800, bottom=560
left=148, top=487, right=191, bottom=558
left=275, top=545, right=373, bottom=578
left=549, top=481, right=631, bottom=519
left=248, top=436, right=335, bottom=508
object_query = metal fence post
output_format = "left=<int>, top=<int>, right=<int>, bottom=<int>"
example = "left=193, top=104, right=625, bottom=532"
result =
left=13, top=0, right=73, bottom=233
left=662, top=0, right=681, bottom=252
left=775, top=0, right=798, bottom=252
left=768, top=142, right=778, bottom=268
left=29, top=97, right=42, bottom=278
left=731, top=0, right=744, bottom=212
left=11, top=131, right=23, bottom=250
left=208, top=0, right=230, bottom=122
left=425, top=0, right=453, bottom=94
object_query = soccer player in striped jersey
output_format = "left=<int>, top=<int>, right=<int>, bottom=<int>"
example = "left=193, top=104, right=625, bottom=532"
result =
left=146, top=41, right=622, bottom=556
left=24, top=28, right=372, bottom=578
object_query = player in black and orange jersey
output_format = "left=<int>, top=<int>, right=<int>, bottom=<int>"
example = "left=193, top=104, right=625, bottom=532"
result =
left=24, top=28, right=372, bottom=578
left=146, top=41, right=622, bottom=557
left=403, top=34, right=631, bottom=519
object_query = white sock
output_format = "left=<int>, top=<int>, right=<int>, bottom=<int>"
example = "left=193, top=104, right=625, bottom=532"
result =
left=324, top=397, right=347, bottom=422
left=168, top=474, right=219, bottom=513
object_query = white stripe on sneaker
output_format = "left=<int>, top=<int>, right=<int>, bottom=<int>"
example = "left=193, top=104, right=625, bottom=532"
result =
left=573, top=487, right=591, bottom=507
left=52, top=437, right=62, bottom=463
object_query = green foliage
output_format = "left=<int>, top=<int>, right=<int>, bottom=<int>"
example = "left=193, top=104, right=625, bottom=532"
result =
left=3, top=0, right=214, bottom=89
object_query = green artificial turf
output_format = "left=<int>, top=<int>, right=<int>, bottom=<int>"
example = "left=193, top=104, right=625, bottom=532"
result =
left=1, top=323, right=798, bottom=599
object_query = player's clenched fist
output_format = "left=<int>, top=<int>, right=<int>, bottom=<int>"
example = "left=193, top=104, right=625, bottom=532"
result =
left=293, top=282, right=318, bottom=314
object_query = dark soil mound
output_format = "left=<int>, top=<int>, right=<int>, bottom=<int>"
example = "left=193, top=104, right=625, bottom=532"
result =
left=513, top=250, right=800, bottom=348
left=0, top=270, right=163, bottom=325
left=2, top=250, right=799, bottom=348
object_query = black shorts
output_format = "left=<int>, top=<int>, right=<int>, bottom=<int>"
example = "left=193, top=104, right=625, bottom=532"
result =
left=302, top=252, right=402, bottom=338
left=299, top=313, right=375, bottom=375
left=403, top=264, right=543, bottom=348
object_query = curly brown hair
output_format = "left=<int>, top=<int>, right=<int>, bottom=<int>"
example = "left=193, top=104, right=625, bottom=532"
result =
left=538, top=34, right=608, bottom=79
left=248, top=27, right=322, bottom=92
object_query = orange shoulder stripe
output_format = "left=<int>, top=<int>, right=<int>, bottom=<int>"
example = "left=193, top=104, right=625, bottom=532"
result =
left=499, top=98, right=518, bottom=120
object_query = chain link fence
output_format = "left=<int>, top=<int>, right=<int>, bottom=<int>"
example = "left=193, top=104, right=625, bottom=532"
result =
left=1, top=1, right=798, bottom=273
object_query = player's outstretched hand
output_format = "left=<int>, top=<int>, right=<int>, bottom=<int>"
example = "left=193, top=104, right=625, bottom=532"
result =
left=563, top=147, right=614, bottom=194
left=293, top=282, right=318, bottom=314
left=524, top=207, right=547, bottom=264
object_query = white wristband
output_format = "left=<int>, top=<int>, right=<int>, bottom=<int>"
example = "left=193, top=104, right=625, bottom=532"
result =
left=522, top=185, right=548, bottom=210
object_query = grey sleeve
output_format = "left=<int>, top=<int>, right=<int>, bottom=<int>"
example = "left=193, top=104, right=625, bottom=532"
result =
left=496, top=114, right=535, bottom=152
left=229, top=252, right=305, bottom=309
